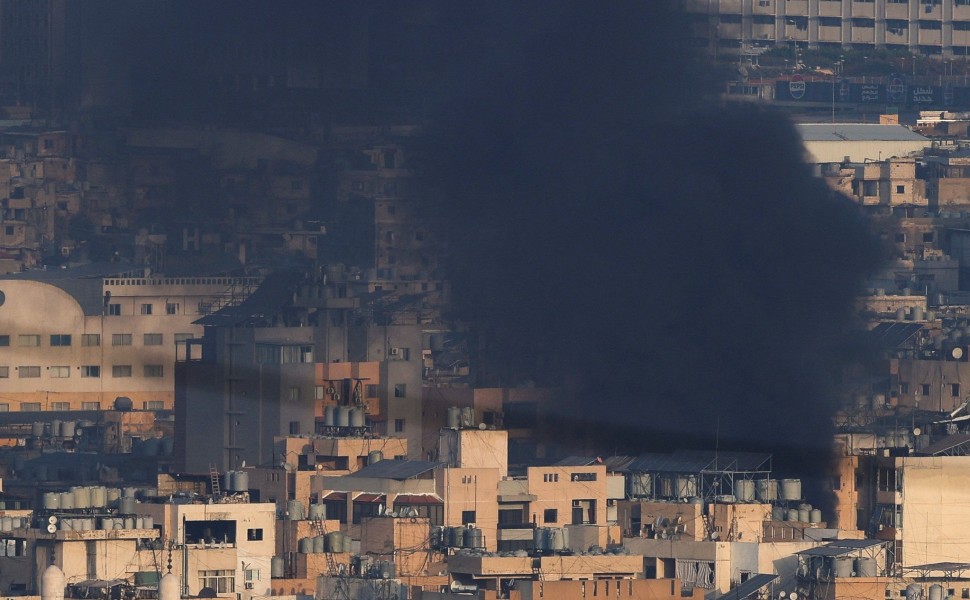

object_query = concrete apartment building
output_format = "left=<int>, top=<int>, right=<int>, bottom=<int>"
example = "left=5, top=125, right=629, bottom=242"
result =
left=0, top=266, right=257, bottom=412
left=684, top=0, right=970, bottom=56
left=176, top=271, right=427, bottom=473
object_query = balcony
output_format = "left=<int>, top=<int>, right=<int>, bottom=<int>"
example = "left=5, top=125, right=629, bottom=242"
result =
left=752, top=0, right=775, bottom=16
left=819, top=26, right=844, bottom=42
left=885, top=4, right=910, bottom=20
left=851, top=27, right=876, bottom=43
left=819, top=2, right=842, bottom=18
left=752, top=24, right=776, bottom=41
left=786, top=1, right=808, bottom=16
left=918, top=29, right=942, bottom=45
left=851, top=2, right=875, bottom=18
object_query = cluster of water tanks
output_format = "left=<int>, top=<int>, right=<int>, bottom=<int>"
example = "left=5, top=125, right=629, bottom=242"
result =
left=907, top=584, right=948, bottom=600
left=740, top=478, right=802, bottom=503
left=131, top=437, right=175, bottom=457
left=894, top=306, right=931, bottom=322
left=445, top=406, right=477, bottom=429
left=57, top=516, right=154, bottom=531
left=533, top=527, right=569, bottom=552
left=0, top=516, right=27, bottom=531
left=42, top=486, right=140, bottom=511
left=221, top=471, right=250, bottom=493
left=434, top=525, right=484, bottom=549
left=807, top=556, right=879, bottom=579
left=298, top=531, right=351, bottom=554
left=32, top=420, right=80, bottom=439
left=772, top=503, right=822, bottom=525
left=322, top=406, right=366, bottom=428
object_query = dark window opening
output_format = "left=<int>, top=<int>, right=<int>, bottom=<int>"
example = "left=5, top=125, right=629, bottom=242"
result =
left=184, top=520, right=236, bottom=545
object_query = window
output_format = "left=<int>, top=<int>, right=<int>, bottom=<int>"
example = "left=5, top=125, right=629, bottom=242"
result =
left=544, top=509, right=558, bottom=523
left=50, top=402, right=70, bottom=411
left=921, top=383, right=931, bottom=396
left=112, top=334, right=132, bottom=346
left=394, top=384, right=406, bottom=398
left=18, top=366, right=40, bottom=378
left=18, top=335, right=39, bottom=347
left=49, top=366, right=69, bottom=378
left=923, top=232, right=934, bottom=243
left=896, top=185, right=906, bottom=194
left=244, top=569, right=260, bottom=582
left=81, top=402, right=100, bottom=410
left=107, top=303, right=121, bottom=316
left=0, top=404, right=8, bottom=412
left=49, top=334, right=71, bottom=346
left=166, top=302, right=179, bottom=315
left=462, top=511, right=476, bottom=525
left=571, top=472, right=598, bottom=482
left=81, top=366, right=100, bottom=378
left=144, top=365, right=164, bottom=378
left=394, top=419, right=405, bottom=432
left=247, top=528, right=263, bottom=541
left=81, top=334, right=100, bottom=346
left=365, top=384, right=379, bottom=397
left=0, top=335, right=8, bottom=346
left=198, top=571, right=234, bottom=594
left=900, top=382, right=909, bottom=394
left=288, top=387, right=300, bottom=401
left=143, top=401, right=164, bottom=410
left=140, top=303, right=153, bottom=315
left=543, top=473, right=560, bottom=483
left=20, top=402, right=40, bottom=411
left=895, top=233, right=906, bottom=243
left=0, top=366, right=7, bottom=378
left=143, top=333, right=163, bottom=346
left=953, top=383, right=961, bottom=397
left=112, top=365, right=132, bottom=378
left=289, top=421, right=300, bottom=435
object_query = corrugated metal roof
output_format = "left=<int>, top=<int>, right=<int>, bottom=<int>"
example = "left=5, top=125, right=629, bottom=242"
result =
left=714, top=574, right=777, bottom=600
left=798, top=539, right=885, bottom=556
left=194, top=270, right=303, bottom=327
left=919, top=433, right=970, bottom=456
left=625, top=450, right=770, bottom=474
left=867, top=322, right=924, bottom=348
left=393, top=493, right=443, bottom=505
left=906, top=562, right=970, bottom=572
left=798, top=123, right=929, bottom=142
left=345, top=459, right=440, bottom=480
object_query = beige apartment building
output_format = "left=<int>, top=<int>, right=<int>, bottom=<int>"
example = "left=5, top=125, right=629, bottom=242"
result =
left=0, top=269, right=257, bottom=412
left=685, top=0, right=970, bottom=55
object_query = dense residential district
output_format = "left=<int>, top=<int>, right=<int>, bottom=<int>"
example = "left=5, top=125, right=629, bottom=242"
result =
left=17, top=2, right=970, bottom=600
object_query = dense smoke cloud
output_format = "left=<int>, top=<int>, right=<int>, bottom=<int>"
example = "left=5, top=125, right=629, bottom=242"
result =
left=418, top=2, right=883, bottom=474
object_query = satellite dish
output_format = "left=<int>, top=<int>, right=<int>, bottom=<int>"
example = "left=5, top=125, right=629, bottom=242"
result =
left=378, top=504, right=385, bottom=516
left=790, top=593, right=798, bottom=600
left=779, top=592, right=787, bottom=599
left=283, top=462, right=295, bottom=473
left=953, top=347, right=964, bottom=360
left=46, top=523, right=56, bottom=533
left=478, top=423, right=487, bottom=430
left=48, top=516, right=57, bottom=525
left=914, top=427, right=922, bottom=436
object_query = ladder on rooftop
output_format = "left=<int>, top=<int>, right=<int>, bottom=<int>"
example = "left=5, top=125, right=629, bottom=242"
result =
left=209, top=464, right=221, bottom=497
left=312, top=515, right=340, bottom=578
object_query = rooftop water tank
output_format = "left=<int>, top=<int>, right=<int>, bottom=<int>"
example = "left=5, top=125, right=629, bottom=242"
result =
left=446, top=407, right=461, bottom=429
left=41, top=565, right=65, bottom=600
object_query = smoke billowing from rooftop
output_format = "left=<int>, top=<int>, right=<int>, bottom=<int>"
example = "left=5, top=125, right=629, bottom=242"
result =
left=418, top=2, right=883, bottom=478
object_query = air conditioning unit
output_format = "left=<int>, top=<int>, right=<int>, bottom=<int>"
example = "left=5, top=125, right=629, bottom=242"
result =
left=389, top=347, right=400, bottom=356
left=245, top=583, right=254, bottom=590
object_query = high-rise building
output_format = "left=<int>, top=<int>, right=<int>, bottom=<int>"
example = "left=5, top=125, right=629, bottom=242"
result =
left=684, top=0, right=970, bottom=56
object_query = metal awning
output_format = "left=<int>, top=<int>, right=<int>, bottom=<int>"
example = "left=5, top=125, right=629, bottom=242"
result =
left=353, top=493, right=385, bottom=503
left=392, top=493, right=443, bottom=505
left=714, top=574, right=777, bottom=600
left=320, top=491, right=347, bottom=501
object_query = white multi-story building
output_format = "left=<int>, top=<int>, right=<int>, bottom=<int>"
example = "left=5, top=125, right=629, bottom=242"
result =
left=0, top=265, right=258, bottom=412
left=685, top=0, right=970, bottom=56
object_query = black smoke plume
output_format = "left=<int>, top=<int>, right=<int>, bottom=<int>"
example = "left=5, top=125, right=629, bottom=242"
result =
left=417, top=1, right=884, bottom=489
